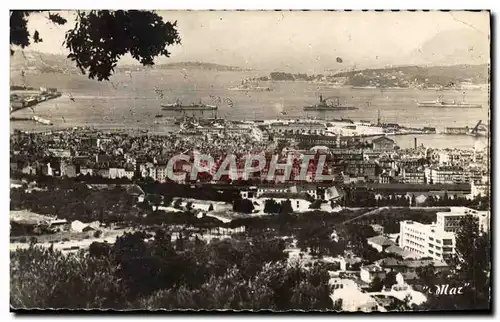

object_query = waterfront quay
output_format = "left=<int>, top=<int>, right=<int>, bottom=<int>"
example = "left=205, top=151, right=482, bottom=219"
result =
left=10, top=85, right=62, bottom=113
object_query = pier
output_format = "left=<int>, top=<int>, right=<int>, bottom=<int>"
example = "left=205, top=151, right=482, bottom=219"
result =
left=10, top=115, right=53, bottom=125
left=10, top=86, right=62, bottom=114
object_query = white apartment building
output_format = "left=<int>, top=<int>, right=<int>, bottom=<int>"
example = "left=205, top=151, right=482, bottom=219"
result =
left=109, top=167, right=126, bottom=179
left=399, top=207, right=490, bottom=261
left=427, top=166, right=468, bottom=184
left=436, top=207, right=490, bottom=233
left=401, top=168, right=426, bottom=184
left=399, top=220, right=455, bottom=261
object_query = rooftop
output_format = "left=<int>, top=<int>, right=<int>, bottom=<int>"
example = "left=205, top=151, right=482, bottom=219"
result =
left=367, top=235, right=395, bottom=247
left=259, top=192, right=311, bottom=200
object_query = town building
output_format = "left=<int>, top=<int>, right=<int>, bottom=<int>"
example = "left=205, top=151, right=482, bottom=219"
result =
left=109, top=167, right=126, bottom=179
left=372, top=136, right=396, bottom=151
left=268, top=121, right=327, bottom=136
left=345, top=160, right=379, bottom=178
left=399, top=220, right=456, bottom=261
left=436, top=207, right=490, bottom=233
left=427, top=166, right=468, bottom=184
left=471, top=181, right=489, bottom=198
left=400, top=168, right=426, bottom=184
left=360, top=264, right=387, bottom=283
left=367, top=235, right=395, bottom=252
left=399, top=207, right=490, bottom=261
left=257, top=192, right=312, bottom=212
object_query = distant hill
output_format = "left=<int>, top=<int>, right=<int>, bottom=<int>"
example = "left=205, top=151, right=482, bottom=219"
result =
left=10, top=51, right=250, bottom=75
left=333, top=64, right=489, bottom=88
left=10, top=50, right=78, bottom=75
left=116, top=61, right=251, bottom=72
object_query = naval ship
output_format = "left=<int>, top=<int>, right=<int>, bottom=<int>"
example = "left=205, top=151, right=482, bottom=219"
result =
left=228, top=80, right=273, bottom=92
left=417, top=95, right=482, bottom=108
left=161, top=99, right=218, bottom=111
left=303, top=95, right=357, bottom=111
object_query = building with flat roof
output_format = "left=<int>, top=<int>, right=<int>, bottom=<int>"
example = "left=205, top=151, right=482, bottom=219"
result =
left=399, top=207, right=490, bottom=261
left=436, top=207, right=490, bottom=233
left=399, top=220, right=455, bottom=261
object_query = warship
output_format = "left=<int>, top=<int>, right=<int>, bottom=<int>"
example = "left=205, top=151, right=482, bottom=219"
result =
left=303, top=95, right=357, bottom=111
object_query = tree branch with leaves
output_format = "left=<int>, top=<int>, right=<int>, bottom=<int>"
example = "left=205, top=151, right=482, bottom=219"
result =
left=10, top=10, right=181, bottom=81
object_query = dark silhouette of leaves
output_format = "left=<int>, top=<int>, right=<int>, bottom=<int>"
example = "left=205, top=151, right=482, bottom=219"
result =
left=10, top=11, right=33, bottom=48
left=10, top=10, right=181, bottom=81
left=48, top=13, right=67, bottom=25
left=33, top=30, right=42, bottom=43
left=65, top=10, right=181, bottom=81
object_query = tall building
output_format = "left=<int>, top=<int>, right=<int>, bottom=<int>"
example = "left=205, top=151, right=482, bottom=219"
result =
left=436, top=207, right=490, bottom=233
left=399, top=220, right=455, bottom=261
left=399, top=207, right=490, bottom=261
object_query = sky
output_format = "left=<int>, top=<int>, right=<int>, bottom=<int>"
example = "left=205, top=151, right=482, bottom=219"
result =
left=23, top=10, right=490, bottom=72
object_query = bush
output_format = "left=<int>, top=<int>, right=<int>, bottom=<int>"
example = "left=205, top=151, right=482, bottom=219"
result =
left=94, top=230, right=103, bottom=238
left=10, top=246, right=127, bottom=309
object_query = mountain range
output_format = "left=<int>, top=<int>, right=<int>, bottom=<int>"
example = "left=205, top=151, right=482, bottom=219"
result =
left=404, top=29, right=489, bottom=66
left=9, top=51, right=252, bottom=75
left=10, top=26, right=490, bottom=81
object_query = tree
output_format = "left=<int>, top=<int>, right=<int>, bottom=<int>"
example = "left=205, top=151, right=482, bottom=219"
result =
left=417, top=215, right=491, bottom=311
left=383, top=271, right=397, bottom=290
left=208, top=204, right=214, bottom=212
left=309, top=200, right=322, bottom=210
left=173, top=198, right=183, bottom=209
left=280, top=199, right=294, bottom=215
left=233, top=199, right=254, bottom=214
left=11, top=245, right=127, bottom=309
left=149, top=194, right=163, bottom=211
left=368, top=276, right=384, bottom=292
left=264, top=199, right=280, bottom=214
left=10, top=10, right=181, bottom=81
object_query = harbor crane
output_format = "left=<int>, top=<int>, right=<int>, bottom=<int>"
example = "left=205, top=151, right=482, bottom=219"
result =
left=470, top=120, right=487, bottom=136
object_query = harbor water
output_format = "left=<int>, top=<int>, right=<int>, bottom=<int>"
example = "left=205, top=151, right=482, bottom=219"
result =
left=10, top=69, right=490, bottom=150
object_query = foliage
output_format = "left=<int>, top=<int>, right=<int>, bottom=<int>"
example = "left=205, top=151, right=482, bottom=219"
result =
left=383, top=271, right=397, bottom=290
left=173, top=198, right=183, bottom=209
left=368, top=276, right=384, bottom=292
left=10, top=182, right=139, bottom=225
left=349, top=208, right=438, bottom=234
left=10, top=231, right=339, bottom=310
left=147, top=194, right=163, bottom=211
left=135, top=262, right=338, bottom=311
left=309, top=200, right=322, bottom=209
left=296, top=225, right=341, bottom=257
left=263, top=199, right=294, bottom=215
left=10, top=10, right=181, bottom=81
left=11, top=245, right=127, bottom=309
left=233, top=198, right=254, bottom=214
left=416, top=215, right=491, bottom=311
left=280, top=199, right=294, bottom=214
left=140, top=182, right=241, bottom=204
left=264, top=199, right=280, bottom=214
left=333, top=64, right=489, bottom=88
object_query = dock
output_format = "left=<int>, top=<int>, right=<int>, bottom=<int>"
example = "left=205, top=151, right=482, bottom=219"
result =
left=10, top=115, right=53, bottom=125
left=10, top=87, right=62, bottom=114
